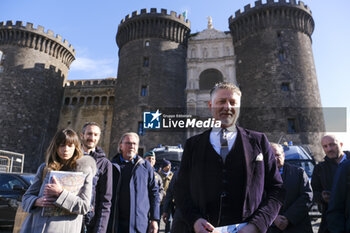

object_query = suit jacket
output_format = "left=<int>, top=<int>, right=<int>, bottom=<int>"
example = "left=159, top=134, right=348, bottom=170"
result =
left=327, top=159, right=350, bottom=233
left=268, top=163, right=313, bottom=233
left=175, top=126, right=284, bottom=233
left=107, top=155, right=160, bottom=233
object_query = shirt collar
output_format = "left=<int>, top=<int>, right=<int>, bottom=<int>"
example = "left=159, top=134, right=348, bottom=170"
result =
left=120, top=154, right=138, bottom=164
left=83, top=148, right=96, bottom=156
left=212, top=124, right=237, bottom=135
left=339, top=153, right=347, bottom=164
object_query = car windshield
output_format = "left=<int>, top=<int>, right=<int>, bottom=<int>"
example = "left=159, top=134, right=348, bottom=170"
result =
left=283, top=145, right=315, bottom=178
left=284, top=160, right=315, bottom=178
left=154, top=151, right=182, bottom=162
left=21, top=175, right=35, bottom=185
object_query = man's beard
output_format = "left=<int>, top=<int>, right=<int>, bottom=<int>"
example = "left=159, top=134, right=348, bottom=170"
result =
left=83, top=140, right=95, bottom=149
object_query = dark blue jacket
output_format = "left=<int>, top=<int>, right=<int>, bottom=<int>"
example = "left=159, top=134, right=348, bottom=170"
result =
left=86, top=147, right=113, bottom=233
left=327, top=159, right=350, bottom=233
left=267, top=163, right=313, bottom=233
left=108, top=154, right=160, bottom=233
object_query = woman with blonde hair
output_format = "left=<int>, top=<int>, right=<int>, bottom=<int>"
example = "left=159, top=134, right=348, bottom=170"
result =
left=20, top=128, right=96, bottom=233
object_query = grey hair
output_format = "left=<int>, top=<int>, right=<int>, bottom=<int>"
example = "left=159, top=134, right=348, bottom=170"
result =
left=210, top=82, right=241, bottom=101
left=118, top=132, right=140, bottom=153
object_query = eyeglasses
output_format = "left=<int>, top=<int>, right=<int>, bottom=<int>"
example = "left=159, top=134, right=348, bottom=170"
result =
left=123, top=142, right=137, bottom=146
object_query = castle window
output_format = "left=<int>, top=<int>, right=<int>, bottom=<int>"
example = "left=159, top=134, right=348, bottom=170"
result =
left=277, top=31, right=282, bottom=38
left=79, top=97, right=85, bottom=105
left=64, top=97, right=70, bottom=105
left=278, top=49, right=286, bottom=62
left=141, top=86, right=147, bottom=96
left=71, top=97, right=78, bottom=105
left=145, top=40, right=150, bottom=47
left=138, top=121, right=144, bottom=136
left=281, top=82, right=290, bottom=91
left=199, top=69, right=223, bottom=90
left=93, top=96, right=99, bottom=105
left=86, top=97, right=92, bottom=105
left=287, top=118, right=297, bottom=134
left=143, top=57, right=149, bottom=67
left=108, top=96, right=114, bottom=105
left=101, top=96, right=107, bottom=105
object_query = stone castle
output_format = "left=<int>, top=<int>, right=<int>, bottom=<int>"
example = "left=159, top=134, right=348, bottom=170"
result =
left=0, top=0, right=325, bottom=172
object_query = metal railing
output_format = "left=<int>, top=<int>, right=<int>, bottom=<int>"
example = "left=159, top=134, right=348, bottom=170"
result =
left=0, top=150, right=25, bottom=173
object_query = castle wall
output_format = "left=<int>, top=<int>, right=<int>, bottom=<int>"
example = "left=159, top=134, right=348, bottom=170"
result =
left=0, top=21, right=75, bottom=171
left=57, top=79, right=116, bottom=156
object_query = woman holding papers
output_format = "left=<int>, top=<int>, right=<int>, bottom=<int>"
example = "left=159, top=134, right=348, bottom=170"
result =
left=20, top=128, right=97, bottom=233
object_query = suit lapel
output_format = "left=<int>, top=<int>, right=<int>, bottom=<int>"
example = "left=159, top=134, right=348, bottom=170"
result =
left=237, top=127, right=256, bottom=201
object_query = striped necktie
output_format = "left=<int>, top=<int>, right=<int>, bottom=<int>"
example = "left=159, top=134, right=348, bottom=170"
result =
left=220, top=128, right=229, bottom=163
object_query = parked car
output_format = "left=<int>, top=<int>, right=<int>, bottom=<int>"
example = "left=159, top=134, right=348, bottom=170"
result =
left=283, top=144, right=315, bottom=179
left=0, top=172, right=35, bottom=228
left=151, top=145, right=183, bottom=172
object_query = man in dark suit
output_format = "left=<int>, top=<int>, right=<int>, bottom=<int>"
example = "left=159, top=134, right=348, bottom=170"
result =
left=175, top=82, right=284, bottom=233
left=311, top=135, right=349, bottom=233
left=267, top=143, right=313, bottom=233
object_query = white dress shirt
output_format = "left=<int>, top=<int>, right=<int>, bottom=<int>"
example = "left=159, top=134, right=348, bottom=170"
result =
left=210, top=126, right=237, bottom=155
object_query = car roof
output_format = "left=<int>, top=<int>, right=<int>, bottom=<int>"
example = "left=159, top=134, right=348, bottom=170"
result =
left=283, top=145, right=313, bottom=160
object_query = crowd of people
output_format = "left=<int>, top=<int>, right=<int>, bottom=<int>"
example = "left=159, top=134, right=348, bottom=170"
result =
left=18, top=82, right=349, bottom=233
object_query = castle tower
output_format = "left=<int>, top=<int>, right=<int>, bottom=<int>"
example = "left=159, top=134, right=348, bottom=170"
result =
left=0, top=21, right=75, bottom=171
left=109, top=9, right=191, bottom=156
left=228, top=0, right=325, bottom=159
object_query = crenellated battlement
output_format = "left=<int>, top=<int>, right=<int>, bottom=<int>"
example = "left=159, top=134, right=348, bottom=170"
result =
left=116, top=8, right=191, bottom=49
left=228, top=0, right=314, bottom=44
left=0, top=21, right=76, bottom=67
left=230, top=0, right=311, bottom=21
left=120, top=8, right=190, bottom=27
left=64, top=78, right=117, bottom=88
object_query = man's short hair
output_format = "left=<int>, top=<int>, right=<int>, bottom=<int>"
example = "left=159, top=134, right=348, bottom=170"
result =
left=321, top=134, right=340, bottom=144
left=270, top=143, right=284, bottom=154
left=118, top=132, right=140, bottom=153
left=210, top=82, right=242, bottom=101
left=82, top=122, right=101, bottom=133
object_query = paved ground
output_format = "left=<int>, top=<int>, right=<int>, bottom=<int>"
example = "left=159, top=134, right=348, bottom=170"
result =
left=159, top=218, right=321, bottom=233
left=1, top=217, right=320, bottom=233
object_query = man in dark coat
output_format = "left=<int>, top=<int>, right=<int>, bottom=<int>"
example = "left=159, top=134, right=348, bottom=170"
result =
left=175, top=82, right=284, bottom=233
left=81, top=122, right=113, bottom=233
left=311, top=135, right=349, bottom=233
left=108, top=132, right=160, bottom=233
left=267, top=143, right=313, bottom=233
left=327, top=159, right=350, bottom=233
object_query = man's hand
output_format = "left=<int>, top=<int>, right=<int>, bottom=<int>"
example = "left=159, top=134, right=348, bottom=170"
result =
left=162, top=212, right=169, bottom=223
left=194, top=218, right=214, bottom=233
left=148, top=220, right=158, bottom=233
left=273, top=215, right=289, bottom=231
left=44, top=176, right=63, bottom=197
left=34, top=196, right=56, bottom=207
left=322, top=190, right=331, bottom=203
left=237, top=223, right=260, bottom=233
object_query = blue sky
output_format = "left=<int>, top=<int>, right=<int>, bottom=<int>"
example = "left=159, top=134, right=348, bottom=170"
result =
left=2, top=0, right=350, bottom=148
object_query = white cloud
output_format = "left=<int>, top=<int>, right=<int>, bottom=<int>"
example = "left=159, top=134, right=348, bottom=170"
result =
left=68, top=56, right=117, bottom=80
